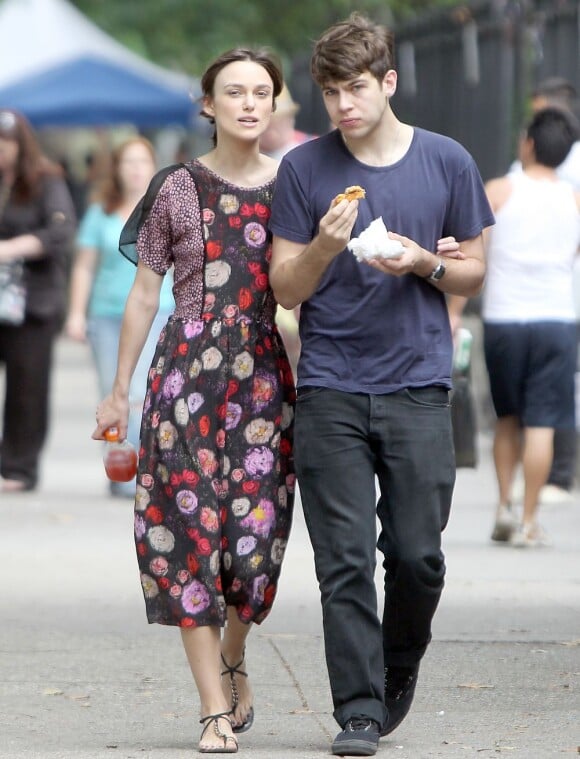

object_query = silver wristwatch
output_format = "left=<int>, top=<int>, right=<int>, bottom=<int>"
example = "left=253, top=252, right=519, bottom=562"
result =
left=426, top=258, right=446, bottom=281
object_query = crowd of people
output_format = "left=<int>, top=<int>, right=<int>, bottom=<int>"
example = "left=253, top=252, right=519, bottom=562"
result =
left=1, top=9, right=579, bottom=758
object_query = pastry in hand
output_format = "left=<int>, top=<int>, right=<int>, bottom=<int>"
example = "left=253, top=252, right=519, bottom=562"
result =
left=333, top=185, right=366, bottom=205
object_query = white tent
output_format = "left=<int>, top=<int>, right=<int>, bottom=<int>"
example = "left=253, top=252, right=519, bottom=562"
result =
left=0, top=0, right=199, bottom=127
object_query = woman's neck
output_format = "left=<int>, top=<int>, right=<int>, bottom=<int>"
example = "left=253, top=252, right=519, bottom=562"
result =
left=199, top=139, right=276, bottom=187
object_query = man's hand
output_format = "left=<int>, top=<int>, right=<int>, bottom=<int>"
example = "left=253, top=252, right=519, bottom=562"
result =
left=316, top=197, right=360, bottom=259
left=365, top=231, right=430, bottom=277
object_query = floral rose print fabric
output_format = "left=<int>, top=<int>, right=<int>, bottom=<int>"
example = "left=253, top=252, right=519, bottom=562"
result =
left=134, top=161, right=295, bottom=627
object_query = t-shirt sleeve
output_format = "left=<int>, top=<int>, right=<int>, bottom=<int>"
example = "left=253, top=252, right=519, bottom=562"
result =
left=77, top=203, right=104, bottom=248
left=270, top=157, right=316, bottom=244
left=444, top=158, right=495, bottom=241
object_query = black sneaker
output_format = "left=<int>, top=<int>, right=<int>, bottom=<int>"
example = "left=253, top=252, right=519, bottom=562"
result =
left=332, top=717, right=380, bottom=756
left=381, top=664, right=419, bottom=736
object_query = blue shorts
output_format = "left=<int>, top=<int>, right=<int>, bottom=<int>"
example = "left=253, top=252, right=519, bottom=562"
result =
left=483, top=321, right=577, bottom=428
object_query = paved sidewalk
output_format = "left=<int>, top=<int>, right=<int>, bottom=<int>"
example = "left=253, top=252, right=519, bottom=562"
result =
left=1, top=338, right=578, bottom=758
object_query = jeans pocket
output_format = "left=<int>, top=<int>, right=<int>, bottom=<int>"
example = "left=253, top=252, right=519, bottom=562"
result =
left=297, top=385, right=326, bottom=401
left=403, top=386, right=450, bottom=408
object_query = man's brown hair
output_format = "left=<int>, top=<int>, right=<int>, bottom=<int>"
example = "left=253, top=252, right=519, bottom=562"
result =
left=310, top=12, right=395, bottom=87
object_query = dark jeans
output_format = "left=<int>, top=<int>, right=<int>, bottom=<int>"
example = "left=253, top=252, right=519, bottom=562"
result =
left=294, top=387, right=455, bottom=728
left=0, top=316, right=60, bottom=489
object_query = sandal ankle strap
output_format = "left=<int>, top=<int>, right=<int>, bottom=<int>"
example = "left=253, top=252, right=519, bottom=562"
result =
left=220, top=653, right=248, bottom=678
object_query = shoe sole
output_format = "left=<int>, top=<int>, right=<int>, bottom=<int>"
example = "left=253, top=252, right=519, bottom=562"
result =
left=331, top=738, right=378, bottom=756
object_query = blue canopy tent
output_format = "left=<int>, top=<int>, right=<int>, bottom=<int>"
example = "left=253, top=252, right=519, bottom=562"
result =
left=0, top=0, right=200, bottom=128
left=0, top=56, right=197, bottom=128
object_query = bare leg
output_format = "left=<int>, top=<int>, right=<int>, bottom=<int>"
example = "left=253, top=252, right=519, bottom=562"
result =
left=221, top=606, right=254, bottom=729
left=180, top=626, right=237, bottom=751
left=521, top=426, right=554, bottom=527
left=493, top=415, right=521, bottom=505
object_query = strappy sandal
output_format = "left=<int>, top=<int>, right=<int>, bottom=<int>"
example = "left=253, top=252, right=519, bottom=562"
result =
left=198, top=710, right=238, bottom=754
left=220, top=653, right=255, bottom=734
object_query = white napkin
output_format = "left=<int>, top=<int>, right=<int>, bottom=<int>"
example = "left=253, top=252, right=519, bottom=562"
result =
left=348, top=217, right=405, bottom=262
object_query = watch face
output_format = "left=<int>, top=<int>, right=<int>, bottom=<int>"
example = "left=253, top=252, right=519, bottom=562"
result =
left=430, top=262, right=445, bottom=280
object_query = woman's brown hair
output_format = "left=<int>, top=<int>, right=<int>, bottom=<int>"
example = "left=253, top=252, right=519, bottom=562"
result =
left=0, top=109, right=62, bottom=202
left=97, top=136, right=156, bottom=215
left=200, top=47, right=284, bottom=145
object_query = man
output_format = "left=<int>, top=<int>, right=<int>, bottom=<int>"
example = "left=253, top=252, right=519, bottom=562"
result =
left=511, top=77, right=580, bottom=506
left=485, top=107, right=580, bottom=548
left=269, top=13, right=494, bottom=757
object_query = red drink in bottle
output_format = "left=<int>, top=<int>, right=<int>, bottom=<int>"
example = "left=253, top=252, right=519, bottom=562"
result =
left=103, top=427, right=138, bottom=482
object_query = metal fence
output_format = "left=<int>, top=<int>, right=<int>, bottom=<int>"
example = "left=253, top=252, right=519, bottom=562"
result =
left=291, top=0, right=580, bottom=181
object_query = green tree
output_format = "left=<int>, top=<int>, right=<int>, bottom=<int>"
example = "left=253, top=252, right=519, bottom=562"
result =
left=72, top=0, right=460, bottom=74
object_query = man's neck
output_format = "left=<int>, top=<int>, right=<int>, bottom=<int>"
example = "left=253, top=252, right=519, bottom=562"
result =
left=340, top=116, right=412, bottom=167
left=523, top=162, right=558, bottom=181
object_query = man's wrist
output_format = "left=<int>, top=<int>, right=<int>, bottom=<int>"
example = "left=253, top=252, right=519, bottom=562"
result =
left=425, top=257, right=446, bottom=281
left=418, top=252, right=446, bottom=281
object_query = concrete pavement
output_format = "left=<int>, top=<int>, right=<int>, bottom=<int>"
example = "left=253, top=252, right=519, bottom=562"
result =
left=1, top=337, right=579, bottom=758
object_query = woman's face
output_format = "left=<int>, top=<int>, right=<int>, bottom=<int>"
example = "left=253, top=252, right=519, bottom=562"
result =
left=0, top=137, right=19, bottom=176
left=117, top=141, right=156, bottom=196
left=204, top=60, right=275, bottom=143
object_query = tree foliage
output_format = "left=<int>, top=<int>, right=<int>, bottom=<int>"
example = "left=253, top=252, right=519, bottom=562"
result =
left=72, top=0, right=459, bottom=75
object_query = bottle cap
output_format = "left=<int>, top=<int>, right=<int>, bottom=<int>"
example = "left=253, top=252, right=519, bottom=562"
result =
left=104, top=426, right=120, bottom=442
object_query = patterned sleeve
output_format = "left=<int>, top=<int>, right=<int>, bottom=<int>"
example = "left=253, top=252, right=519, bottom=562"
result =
left=136, top=175, right=175, bottom=275
left=136, top=167, right=204, bottom=293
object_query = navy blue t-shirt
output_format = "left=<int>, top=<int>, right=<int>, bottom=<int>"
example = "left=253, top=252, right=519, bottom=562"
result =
left=270, top=127, right=494, bottom=393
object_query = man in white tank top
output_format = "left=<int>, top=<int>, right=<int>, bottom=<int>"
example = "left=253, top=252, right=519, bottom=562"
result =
left=510, top=78, right=580, bottom=505
left=484, top=107, right=580, bottom=547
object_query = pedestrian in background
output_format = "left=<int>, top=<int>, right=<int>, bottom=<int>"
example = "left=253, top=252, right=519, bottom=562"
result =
left=510, top=77, right=580, bottom=505
left=485, top=107, right=580, bottom=548
left=93, top=48, right=295, bottom=754
left=0, top=109, right=76, bottom=493
left=65, top=136, right=174, bottom=498
left=270, top=12, right=493, bottom=757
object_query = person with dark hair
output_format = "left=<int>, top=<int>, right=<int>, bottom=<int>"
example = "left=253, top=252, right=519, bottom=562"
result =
left=92, top=48, right=295, bottom=754
left=65, top=137, right=174, bottom=498
left=484, top=107, right=580, bottom=548
left=0, top=108, right=76, bottom=492
left=528, top=78, right=580, bottom=504
left=269, top=12, right=493, bottom=757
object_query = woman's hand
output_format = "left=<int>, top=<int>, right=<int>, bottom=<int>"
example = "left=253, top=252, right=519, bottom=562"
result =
left=437, top=236, right=465, bottom=259
left=92, top=393, right=130, bottom=441
left=64, top=312, right=87, bottom=342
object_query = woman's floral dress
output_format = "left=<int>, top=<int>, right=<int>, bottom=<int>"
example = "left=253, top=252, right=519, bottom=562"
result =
left=133, top=161, right=295, bottom=627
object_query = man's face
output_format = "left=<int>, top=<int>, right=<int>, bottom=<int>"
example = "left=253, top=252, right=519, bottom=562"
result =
left=321, top=70, right=396, bottom=139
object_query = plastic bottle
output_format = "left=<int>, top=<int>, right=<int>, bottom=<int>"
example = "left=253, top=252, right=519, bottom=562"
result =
left=103, top=427, right=138, bottom=482
left=453, top=327, right=473, bottom=374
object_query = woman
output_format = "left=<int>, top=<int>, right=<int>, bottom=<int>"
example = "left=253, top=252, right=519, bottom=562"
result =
left=65, top=137, right=174, bottom=498
left=93, top=48, right=295, bottom=753
left=0, top=109, right=76, bottom=492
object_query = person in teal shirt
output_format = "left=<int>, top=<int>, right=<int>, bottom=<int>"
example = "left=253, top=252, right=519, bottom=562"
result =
left=65, top=136, right=174, bottom=497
